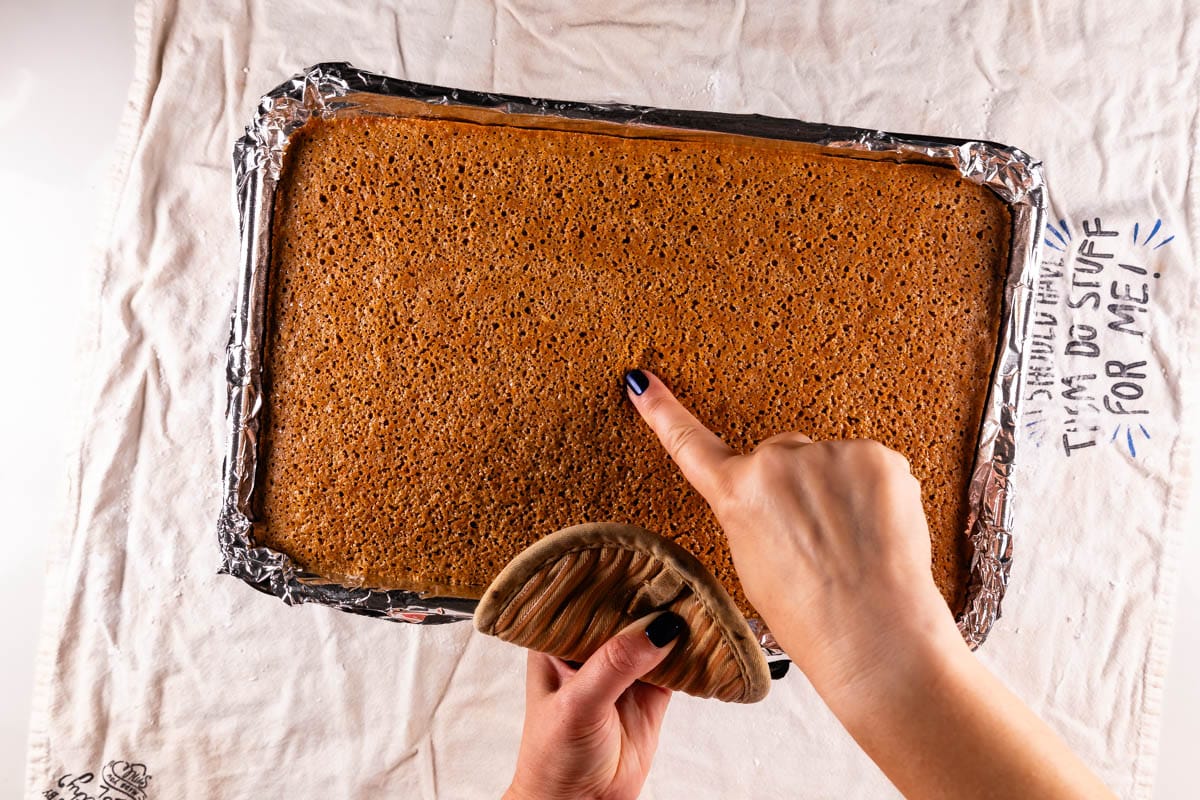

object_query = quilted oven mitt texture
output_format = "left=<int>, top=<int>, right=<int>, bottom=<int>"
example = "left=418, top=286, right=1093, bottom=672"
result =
left=474, top=522, right=772, bottom=703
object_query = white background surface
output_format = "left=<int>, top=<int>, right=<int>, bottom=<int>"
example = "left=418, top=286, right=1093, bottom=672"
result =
left=0, top=2, right=1195, bottom=798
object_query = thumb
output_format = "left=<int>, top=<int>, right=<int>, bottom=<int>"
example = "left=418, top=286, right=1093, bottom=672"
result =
left=560, top=612, right=686, bottom=716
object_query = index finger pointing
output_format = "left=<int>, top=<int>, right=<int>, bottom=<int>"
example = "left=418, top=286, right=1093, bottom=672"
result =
left=623, top=369, right=734, bottom=500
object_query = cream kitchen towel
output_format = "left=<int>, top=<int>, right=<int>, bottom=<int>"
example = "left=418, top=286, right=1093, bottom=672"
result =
left=27, top=1, right=1197, bottom=797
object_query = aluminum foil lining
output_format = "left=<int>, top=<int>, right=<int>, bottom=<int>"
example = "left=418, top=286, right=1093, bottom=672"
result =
left=219, top=61, right=1045, bottom=651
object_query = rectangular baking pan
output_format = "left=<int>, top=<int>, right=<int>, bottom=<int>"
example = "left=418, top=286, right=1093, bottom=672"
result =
left=219, top=62, right=1045, bottom=649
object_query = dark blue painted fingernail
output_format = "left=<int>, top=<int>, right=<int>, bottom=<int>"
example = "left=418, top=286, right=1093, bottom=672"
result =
left=645, top=611, right=685, bottom=647
left=624, top=369, right=650, bottom=396
left=769, top=660, right=790, bottom=680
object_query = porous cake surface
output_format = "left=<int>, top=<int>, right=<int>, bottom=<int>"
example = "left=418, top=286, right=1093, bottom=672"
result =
left=260, top=114, right=1010, bottom=614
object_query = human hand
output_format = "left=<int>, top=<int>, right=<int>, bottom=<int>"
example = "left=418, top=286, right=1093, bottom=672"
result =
left=612, top=370, right=1114, bottom=800
left=504, top=612, right=685, bottom=800
left=621, top=369, right=963, bottom=706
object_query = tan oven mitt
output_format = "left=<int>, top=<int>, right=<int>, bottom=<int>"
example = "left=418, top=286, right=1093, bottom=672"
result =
left=474, top=522, right=771, bottom=703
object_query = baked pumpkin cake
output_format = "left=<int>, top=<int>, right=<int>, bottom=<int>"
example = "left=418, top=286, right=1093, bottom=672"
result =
left=258, top=114, right=1010, bottom=616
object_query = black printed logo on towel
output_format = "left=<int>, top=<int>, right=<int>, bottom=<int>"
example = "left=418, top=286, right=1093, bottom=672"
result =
left=1021, top=214, right=1180, bottom=459
left=42, top=760, right=152, bottom=800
